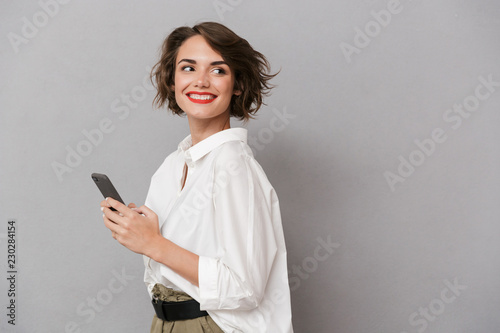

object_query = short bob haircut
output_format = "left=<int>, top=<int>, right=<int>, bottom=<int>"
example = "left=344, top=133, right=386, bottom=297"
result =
left=151, top=22, right=277, bottom=121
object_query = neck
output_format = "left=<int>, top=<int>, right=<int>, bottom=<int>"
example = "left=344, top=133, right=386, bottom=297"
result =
left=187, top=113, right=231, bottom=146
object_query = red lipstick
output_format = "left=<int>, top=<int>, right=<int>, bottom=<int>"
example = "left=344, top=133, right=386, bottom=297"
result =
left=186, top=91, right=217, bottom=104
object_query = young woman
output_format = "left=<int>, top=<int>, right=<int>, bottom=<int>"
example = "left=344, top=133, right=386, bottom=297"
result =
left=100, top=22, right=293, bottom=332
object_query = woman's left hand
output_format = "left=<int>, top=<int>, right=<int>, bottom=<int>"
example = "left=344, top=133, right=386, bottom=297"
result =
left=100, top=197, right=162, bottom=257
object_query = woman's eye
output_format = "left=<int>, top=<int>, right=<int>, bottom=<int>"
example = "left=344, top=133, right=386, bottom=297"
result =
left=212, top=68, right=226, bottom=75
left=181, top=66, right=194, bottom=72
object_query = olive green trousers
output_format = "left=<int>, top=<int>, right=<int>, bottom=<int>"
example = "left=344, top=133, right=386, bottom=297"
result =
left=150, top=284, right=224, bottom=333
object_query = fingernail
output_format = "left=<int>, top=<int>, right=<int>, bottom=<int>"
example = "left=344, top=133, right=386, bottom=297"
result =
left=101, top=207, right=104, bottom=212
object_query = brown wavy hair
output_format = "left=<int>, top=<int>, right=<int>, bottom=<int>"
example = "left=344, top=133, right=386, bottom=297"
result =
left=151, top=22, right=277, bottom=121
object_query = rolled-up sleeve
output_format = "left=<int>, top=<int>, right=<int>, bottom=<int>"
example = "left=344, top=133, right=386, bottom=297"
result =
left=198, top=151, right=279, bottom=310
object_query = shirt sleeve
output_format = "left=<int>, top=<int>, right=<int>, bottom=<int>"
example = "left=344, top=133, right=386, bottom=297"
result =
left=198, top=149, right=279, bottom=310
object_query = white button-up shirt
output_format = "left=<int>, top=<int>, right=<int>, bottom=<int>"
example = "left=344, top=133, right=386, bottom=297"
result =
left=143, top=128, right=293, bottom=332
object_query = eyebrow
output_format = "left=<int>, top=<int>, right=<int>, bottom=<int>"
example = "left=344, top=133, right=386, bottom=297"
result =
left=177, top=59, right=228, bottom=66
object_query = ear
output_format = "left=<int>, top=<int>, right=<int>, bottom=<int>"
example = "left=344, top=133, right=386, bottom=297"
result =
left=233, top=78, right=243, bottom=96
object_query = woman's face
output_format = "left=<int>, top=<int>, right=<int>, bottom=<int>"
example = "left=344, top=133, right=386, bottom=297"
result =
left=174, top=35, right=240, bottom=123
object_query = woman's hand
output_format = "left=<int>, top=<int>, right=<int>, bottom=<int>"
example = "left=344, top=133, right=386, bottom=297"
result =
left=100, top=197, right=162, bottom=257
left=100, top=197, right=199, bottom=286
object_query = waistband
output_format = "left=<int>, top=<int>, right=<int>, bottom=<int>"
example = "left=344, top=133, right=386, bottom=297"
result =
left=151, top=284, right=208, bottom=322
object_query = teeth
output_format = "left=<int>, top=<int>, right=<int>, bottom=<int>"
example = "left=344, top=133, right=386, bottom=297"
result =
left=189, top=94, right=215, bottom=100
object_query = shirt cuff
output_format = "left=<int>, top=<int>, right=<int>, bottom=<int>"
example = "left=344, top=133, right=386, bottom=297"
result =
left=198, top=256, right=220, bottom=309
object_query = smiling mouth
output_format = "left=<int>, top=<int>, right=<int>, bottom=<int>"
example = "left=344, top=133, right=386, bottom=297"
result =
left=187, top=92, right=217, bottom=104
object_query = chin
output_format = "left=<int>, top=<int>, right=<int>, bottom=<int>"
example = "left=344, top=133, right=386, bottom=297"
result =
left=186, top=107, right=230, bottom=120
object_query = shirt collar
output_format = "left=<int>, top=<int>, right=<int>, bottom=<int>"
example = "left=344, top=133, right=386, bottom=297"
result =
left=178, top=128, right=247, bottom=164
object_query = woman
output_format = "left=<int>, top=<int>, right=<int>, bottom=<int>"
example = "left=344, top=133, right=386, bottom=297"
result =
left=101, top=22, right=293, bottom=332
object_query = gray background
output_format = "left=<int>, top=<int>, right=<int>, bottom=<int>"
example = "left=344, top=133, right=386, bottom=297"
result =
left=1, top=0, right=500, bottom=332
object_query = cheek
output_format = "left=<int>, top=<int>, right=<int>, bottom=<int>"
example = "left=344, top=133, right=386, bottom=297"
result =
left=173, top=76, right=190, bottom=101
left=215, top=78, right=235, bottom=95
left=173, top=86, right=182, bottom=103
left=174, top=75, right=188, bottom=91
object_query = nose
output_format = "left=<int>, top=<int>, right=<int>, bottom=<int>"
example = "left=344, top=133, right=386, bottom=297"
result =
left=195, top=71, right=210, bottom=88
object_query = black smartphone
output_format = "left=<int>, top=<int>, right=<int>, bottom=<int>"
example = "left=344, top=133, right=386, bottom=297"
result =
left=91, top=173, right=125, bottom=211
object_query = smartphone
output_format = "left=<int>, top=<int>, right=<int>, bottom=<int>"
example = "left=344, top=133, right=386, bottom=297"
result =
left=91, top=173, right=125, bottom=211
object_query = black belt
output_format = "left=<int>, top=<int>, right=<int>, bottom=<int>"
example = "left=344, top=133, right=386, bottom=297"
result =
left=152, top=298, right=208, bottom=322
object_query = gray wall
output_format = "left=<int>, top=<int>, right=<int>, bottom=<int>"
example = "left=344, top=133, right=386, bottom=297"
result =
left=1, top=1, right=500, bottom=332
